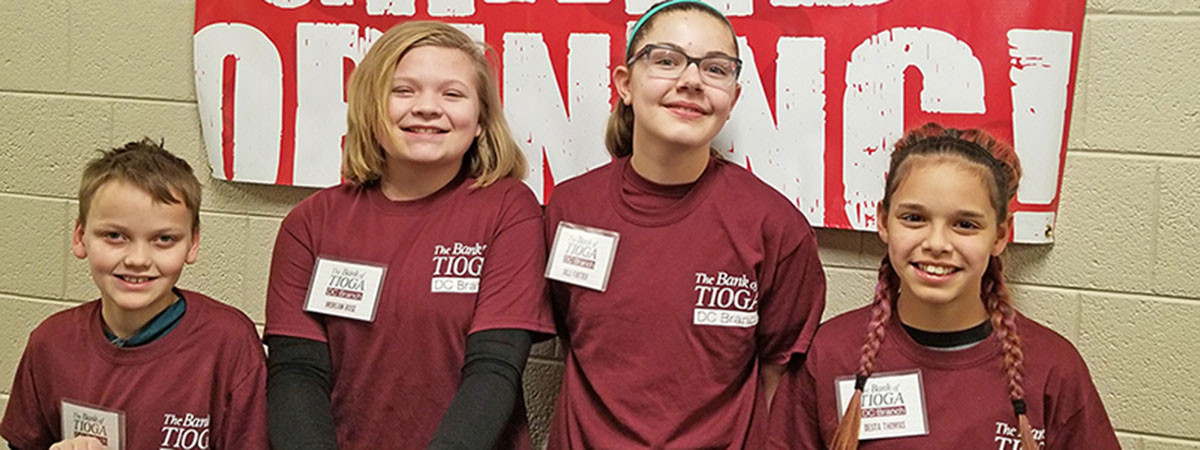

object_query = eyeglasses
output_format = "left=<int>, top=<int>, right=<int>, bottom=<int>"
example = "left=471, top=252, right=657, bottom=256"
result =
left=627, top=44, right=742, bottom=87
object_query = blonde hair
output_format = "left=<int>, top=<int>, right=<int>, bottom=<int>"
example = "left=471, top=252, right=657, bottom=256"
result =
left=78, top=138, right=202, bottom=232
left=343, top=21, right=525, bottom=188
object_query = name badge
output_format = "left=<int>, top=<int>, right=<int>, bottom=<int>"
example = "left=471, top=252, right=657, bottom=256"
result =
left=304, top=257, right=386, bottom=322
left=835, top=370, right=929, bottom=440
left=61, top=399, right=125, bottom=450
left=545, top=222, right=619, bottom=292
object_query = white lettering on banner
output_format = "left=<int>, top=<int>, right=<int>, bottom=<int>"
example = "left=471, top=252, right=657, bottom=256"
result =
left=842, top=27, right=986, bottom=230
left=194, top=23, right=283, bottom=184
left=719, top=37, right=826, bottom=224
left=294, top=23, right=380, bottom=186
left=1008, top=29, right=1072, bottom=206
left=265, top=0, right=310, bottom=8
left=431, top=0, right=475, bottom=17
left=504, top=33, right=611, bottom=194
left=366, top=0, right=415, bottom=16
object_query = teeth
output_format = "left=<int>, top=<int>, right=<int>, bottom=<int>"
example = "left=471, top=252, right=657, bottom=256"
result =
left=406, top=127, right=444, bottom=134
left=120, top=276, right=151, bottom=283
left=918, top=264, right=956, bottom=275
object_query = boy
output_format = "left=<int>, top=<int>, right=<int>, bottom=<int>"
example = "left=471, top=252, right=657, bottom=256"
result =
left=1, top=139, right=268, bottom=450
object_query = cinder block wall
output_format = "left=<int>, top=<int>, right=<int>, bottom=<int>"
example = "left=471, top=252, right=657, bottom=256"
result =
left=1, top=2, right=1197, bottom=449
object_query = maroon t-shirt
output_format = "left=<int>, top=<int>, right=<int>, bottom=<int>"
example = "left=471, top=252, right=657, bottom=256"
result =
left=0, top=290, right=268, bottom=450
left=768, top=306, right=1120, bottom=449
left=545, top=157, right=826, bottom=449
left=264, top=176, right=555, bottom=449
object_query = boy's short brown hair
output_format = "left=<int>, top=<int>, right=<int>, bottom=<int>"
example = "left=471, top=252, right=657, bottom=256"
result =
left=78, top=138, right=202, bottom=231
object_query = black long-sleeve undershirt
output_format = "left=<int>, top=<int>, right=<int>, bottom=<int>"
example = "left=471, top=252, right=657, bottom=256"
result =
left=265, top=329, right=531, bottom=450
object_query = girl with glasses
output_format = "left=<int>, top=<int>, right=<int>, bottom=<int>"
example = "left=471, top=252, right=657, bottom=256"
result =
left=543, top=0, right=826, bottom=447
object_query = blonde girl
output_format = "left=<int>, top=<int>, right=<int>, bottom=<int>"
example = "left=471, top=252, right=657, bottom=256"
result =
left=265, top=21, right=554, bottom=449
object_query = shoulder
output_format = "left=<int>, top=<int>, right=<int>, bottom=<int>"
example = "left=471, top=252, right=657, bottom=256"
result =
left=546, top=161, right=616, bottom=207
left=282, top=183, right=362, bottom=221
left=1015, top=313, right=1090, bottom=373
left=181, top=290, right=262, bottom=345
left=467, top=177, right=539, bottom=207
left=712, top=159, right=816, bottom=239
left=811, top=306, right=873, bottom=348
left=27, top=301, right=97, bottom=346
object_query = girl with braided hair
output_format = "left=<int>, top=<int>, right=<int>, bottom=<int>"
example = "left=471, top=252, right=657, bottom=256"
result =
left=768, top=123, right=1118, bottom=449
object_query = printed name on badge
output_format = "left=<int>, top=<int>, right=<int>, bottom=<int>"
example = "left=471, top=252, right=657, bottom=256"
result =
left=304, top=257, right=386, bottom=322
left=61, top=399, right=125, bottom=450
left=545, top=222, right=619, bottom=292
left=835, top=370, right=929, bottom=440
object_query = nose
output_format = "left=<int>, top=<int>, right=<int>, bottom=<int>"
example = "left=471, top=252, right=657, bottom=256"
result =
left=411, top=92, right=443, bottom=118
left=675, top=62, right=704, bottom=91
left=922, top=224, right=953, bottom=255
left=123, top=242, right=152, bottom=268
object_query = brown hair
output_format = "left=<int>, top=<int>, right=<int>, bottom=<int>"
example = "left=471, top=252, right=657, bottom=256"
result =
left=604, top=0, right=738, bottom=158
left=78, top=138, right=202, bottom=231
left=342, top=21, right=525, bottom=188
left=829, top=123, right=1036, bottom=450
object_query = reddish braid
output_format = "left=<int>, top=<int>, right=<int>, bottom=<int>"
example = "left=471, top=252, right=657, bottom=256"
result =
left=857, top=256, right=900, bottom=376
left=831, top=123, right=1035, bottom=450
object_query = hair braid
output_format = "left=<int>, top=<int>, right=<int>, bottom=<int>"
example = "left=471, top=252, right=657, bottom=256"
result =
left=830, top=257, right=900, bottom=450
left=983, top=256, right=1038, bottom=449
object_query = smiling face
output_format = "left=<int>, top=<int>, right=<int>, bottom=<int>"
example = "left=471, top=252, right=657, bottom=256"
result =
left=73, top=180, right=199, bottom=328
left=878, top=156, right=1009, bottom=327
left=380, top=45, right=483, bottom=183
left=615, top=10, right=741, bottom=156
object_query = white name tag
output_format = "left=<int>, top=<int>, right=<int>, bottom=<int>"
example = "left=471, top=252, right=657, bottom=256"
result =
left=61, top=399, right=125, bottom=450
left=545, top=222, right=619, bottom=292
left=304, top=257, right=386, bottom=322
left=835, top=370, right=929, bottom=440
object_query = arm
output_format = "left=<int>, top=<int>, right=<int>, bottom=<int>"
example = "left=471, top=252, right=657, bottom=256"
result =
left=760, top=363, right=785, bottom=412
left=427, top=329, right=532, bottom=450
left=266, top=336, right=338, bottom=450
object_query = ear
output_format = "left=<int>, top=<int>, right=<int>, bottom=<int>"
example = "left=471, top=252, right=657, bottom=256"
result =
left=875, top=204, right=890, bottom=244
left=613, top=65, right=632, bottom=106
left=991, top=214, right=1013, bottom=256
left=185, top=228, right=201, bottom=265
left=71, top=221, right=88, bottom=260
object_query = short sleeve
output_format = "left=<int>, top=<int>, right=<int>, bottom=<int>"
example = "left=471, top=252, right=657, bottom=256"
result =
left=0, top=340, right=56, bottom=449
left=756, top=230, right=826, bottom=365
left=468, top=185, right=555, bottom=336
left=217, top=343, right=269, bottom=449
left=264, top=201, right=328, bottom=342
left=767, top=361, right=826, bottom=450
left=1044, top=352, right=1120, bottom=450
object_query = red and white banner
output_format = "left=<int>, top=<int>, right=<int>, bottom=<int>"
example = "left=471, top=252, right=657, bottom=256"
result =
left=194, top=0, right=1085, bottom=243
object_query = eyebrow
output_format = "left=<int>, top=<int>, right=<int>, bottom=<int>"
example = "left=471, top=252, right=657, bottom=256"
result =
left=893, top=202, right=988, bottom=220
left=391, top=76, right=472, bottom=90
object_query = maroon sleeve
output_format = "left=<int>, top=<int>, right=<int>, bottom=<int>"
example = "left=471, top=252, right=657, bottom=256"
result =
left=264, top=200, right=328, bottom=342
left=767, top=360, right=826, bottom=450
left=468, top=185, right=555, bottom=335
left=0, top=341, right=55, bottom=449
left=217, top=342, right=270, bottom=450
left=756, top=230, right=826, bottom=365
left=1044, top=354, right=1120, bottom=450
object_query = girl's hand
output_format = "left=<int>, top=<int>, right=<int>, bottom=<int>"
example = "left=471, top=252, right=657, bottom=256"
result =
left=49, top=436, right=108, bottom=450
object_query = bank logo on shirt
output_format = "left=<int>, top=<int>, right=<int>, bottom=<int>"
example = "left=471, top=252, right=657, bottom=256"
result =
left=159, top=413, right=209, bottom=449
left=431, top=242, right=487, bottom=293
left=993, top=421, right=1045, bottom=449
left=692, top=271, right=759, bottom=327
